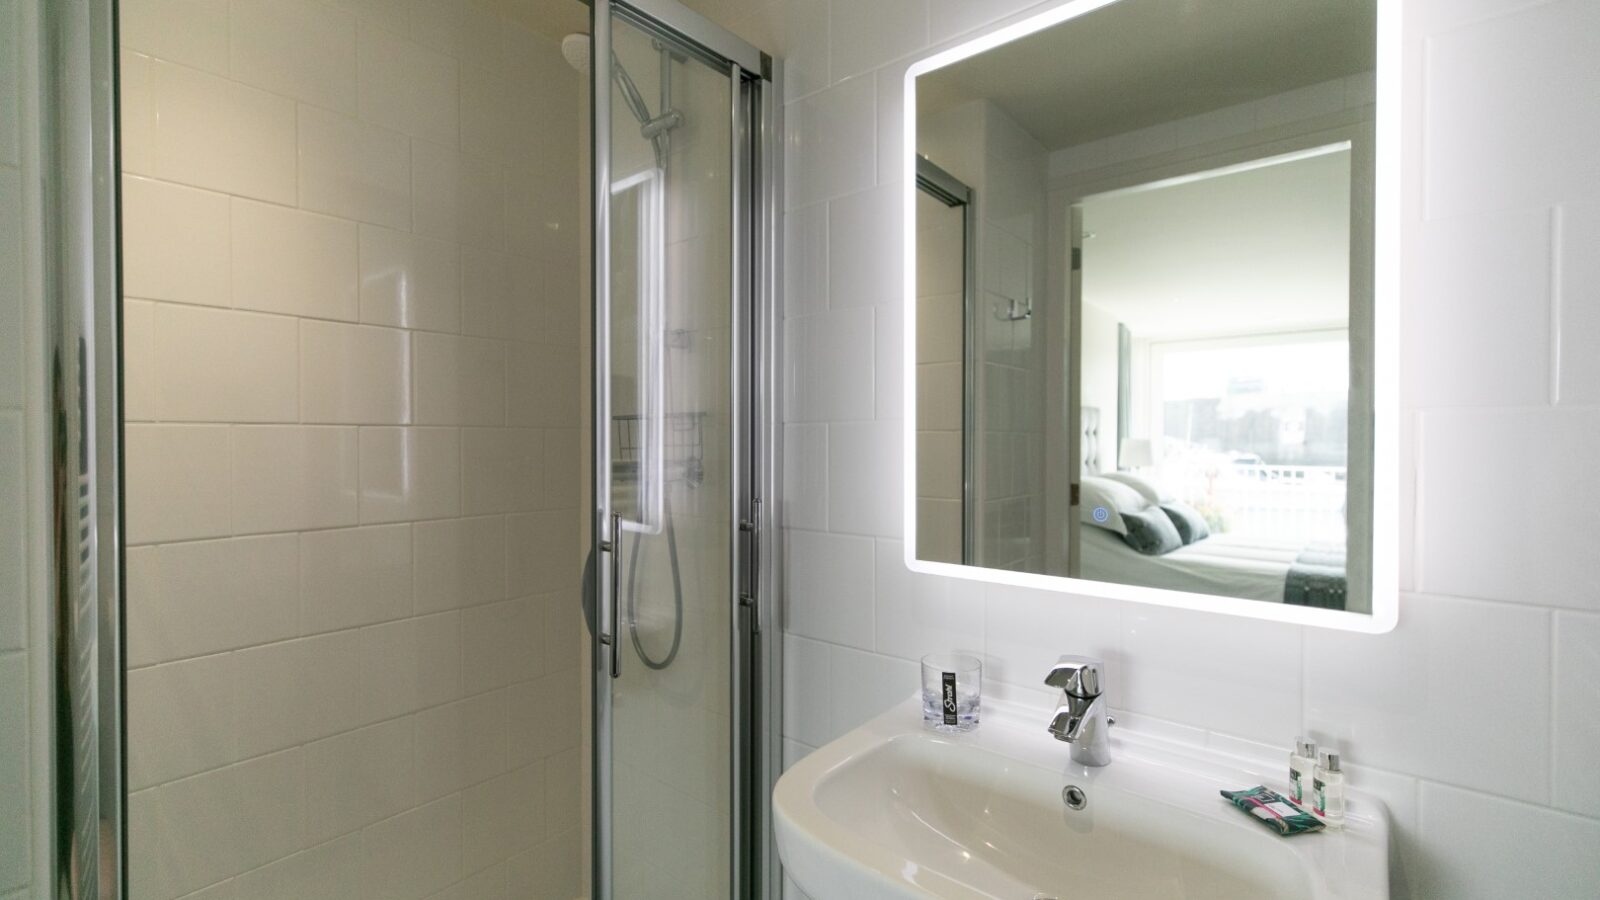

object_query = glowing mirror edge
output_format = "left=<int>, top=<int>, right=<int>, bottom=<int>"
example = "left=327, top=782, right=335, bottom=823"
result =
left=900, top=0, right=1400, bottom=633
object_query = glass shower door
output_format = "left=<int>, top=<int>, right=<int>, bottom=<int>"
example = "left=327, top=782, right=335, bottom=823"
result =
left=591, top=2, right=745, bottom=898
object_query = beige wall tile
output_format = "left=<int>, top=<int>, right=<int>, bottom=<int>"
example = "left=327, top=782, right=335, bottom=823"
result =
left=300, top=320, right=412, bottom=425
left=122, top=176, right=231, bottom=306
left=155, top=304, right=299, bottom=423
left=358, top=426, right=461, bottom=523
left=358, top=224, right=460, bottom=333
left=125, top=535, right=299, bottom=667
left=300, top=524, right=412, bottom=633
left=357, top=24, right=459, bottom=147
left=125, top=424, right=233, bottom=544
left=231, top=425, right=360, bottom=533
left=229, top=0, right=358, bottom=113
left=231, top=199, right=359, bottom=320
left=298, top=105, right=412, bottom=231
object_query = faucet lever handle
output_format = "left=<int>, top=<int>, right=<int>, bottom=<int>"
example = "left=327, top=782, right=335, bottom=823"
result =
left=1045, top=655, right=1103, bottom=697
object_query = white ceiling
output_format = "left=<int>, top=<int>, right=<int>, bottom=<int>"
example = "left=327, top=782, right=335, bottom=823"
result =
left=917, top=0, right=1375, bottom=150
left=1080, top=147, right=1351, bottom=340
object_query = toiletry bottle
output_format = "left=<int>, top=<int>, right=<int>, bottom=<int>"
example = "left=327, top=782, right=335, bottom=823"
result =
left=1313, top=748, right=1345, bottom=828
left=1289, top=737, right=1317, bottom=807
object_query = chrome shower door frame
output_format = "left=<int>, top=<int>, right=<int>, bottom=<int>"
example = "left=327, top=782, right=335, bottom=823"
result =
left=589, top=1, right=779, bottom=898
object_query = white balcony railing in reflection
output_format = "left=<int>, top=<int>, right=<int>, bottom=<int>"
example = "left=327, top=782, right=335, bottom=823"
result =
left=1158, top=462, right=1347, bottom=545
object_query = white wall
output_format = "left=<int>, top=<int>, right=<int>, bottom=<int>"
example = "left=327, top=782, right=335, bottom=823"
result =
left=118, top=1, right=584, bottom=897
left=778, top=0, right=1600, bottom=898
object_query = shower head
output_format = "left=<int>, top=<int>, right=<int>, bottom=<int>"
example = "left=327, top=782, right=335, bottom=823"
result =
left=561, top=32, right=591, bottom=72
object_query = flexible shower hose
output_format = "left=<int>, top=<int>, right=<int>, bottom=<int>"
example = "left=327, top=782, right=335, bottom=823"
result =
left=625, top=493, right=684, bottom=670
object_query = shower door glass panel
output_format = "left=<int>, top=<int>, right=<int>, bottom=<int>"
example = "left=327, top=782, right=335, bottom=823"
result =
left=604, top=11, right=734, bottom=899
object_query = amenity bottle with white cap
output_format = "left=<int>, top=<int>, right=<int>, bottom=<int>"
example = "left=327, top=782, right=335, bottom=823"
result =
left=1312, top=748, right=1346, bottom=828
left=1289, top=737, right=1317, bottom=807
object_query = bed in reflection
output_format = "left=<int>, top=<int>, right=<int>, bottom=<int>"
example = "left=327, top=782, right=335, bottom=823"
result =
left=1075, top=467, right=1348, bottom=610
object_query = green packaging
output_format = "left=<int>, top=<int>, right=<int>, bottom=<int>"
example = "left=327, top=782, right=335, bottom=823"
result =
left=1220, top=786, right=1325, bottom=836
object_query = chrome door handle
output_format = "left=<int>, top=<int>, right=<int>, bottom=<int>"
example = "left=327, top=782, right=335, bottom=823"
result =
left=607, top=512, right=622, bottom=678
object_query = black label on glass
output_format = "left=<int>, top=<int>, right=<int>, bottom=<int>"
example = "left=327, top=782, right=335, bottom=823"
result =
left=942, top=671, right=958, bottom=726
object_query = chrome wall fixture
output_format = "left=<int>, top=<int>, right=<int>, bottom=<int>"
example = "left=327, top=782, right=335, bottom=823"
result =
left=40, top=0, right=126, bottom=896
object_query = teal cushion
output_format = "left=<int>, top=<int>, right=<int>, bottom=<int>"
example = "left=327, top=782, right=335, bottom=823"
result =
left=1160, top=501, right=1211, bottom=545
left=1120, top=506, right=1183, bottom=555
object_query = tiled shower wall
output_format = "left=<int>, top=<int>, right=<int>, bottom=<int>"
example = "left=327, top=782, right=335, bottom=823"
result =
left=118, top=1, right=584, bottom=897
left=778, top=0, right=1600, bottom=898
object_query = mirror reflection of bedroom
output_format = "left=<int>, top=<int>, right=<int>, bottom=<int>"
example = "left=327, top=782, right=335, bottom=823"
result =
left=1070, top=147, right=1370, bottom=613
left=910, top=0, right=1377, bottom=614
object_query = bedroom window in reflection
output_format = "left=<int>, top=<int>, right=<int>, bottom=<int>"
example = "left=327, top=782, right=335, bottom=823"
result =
left=1146, top=333, right=1349, bottom=546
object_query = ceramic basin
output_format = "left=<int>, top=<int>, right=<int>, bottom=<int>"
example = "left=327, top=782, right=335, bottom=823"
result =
left=774, top=697, right=1389, bottom=899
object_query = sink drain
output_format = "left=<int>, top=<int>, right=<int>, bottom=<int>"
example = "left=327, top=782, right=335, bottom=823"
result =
left=1061, top=785, right=1088, bottom=811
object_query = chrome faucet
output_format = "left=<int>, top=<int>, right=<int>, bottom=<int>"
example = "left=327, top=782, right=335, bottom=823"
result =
left=1045, top=655, right=1113, bottom=767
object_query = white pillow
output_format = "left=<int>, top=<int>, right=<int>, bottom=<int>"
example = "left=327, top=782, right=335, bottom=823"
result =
left=1079, top=475, right=1151, bottom=535
left=1102, top=471, right=1171, bottom=505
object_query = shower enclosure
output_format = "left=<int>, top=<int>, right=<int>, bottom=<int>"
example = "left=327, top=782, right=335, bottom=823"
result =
left=3, top=0, right=779, bottom=897
left=590, top=2, right=778, bottom=898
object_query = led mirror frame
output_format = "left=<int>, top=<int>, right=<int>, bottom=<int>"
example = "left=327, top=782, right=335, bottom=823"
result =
left=901, top=0, right=1400, bottom=633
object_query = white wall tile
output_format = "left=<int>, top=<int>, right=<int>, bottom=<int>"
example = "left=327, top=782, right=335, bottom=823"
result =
left=415, top=692, right=508, bottom=802
left=413, top=515, right=506, bottom=612
left=229, top=0, right=358, bottom=114
left=414, top=610, right=463, bottom=709
left=872, top=539, right=985, bottom=662
left=298, top=630, right=366, bottom=740
left=1414, top=782, right=1600, bottom=900
left=301, top=524, right=413, bottom=633
left=783, top=201, right=828, bottom=318
left=829, top=0, right=927, bottom=83
left=125, top=53, right=297, bottom=204
left=461, top=599, right=537, bottom=693
left=506, top=344, right=577, bottom=428
left=234, top=638, right=316, bottom=759
left=414, top=333, right=506, bottom=426
left=1552, top=611, right=1600, bottom=817
left=122, top=176, right=231, bottom=306
left=232, top=426, right=361, bottom=533
left=784, top=308, right=874, bottom=423
left=359, top=225, right=461, bottom=333
left=1423, top=0, right=1600, bottom=220
left=926, top=0, right=1040, bottom=44
left=304, top=718, right=415, bottom=845
left=126, top=535, right=299, bottom=667
left=827, top=184, right=900, bottom=308
left=781, top=424, right=828, bottom=531
left=0, top=416, right=23, bottom=652
left=462, top=764, right=542, bottom=874
left=236, top=753, right=313, bottom=871
left=233, top=835, right=363, bottom=900
left=786, top=74, right=876, bottom=209
left=0, top=1, right=20, bottom=169
left=358, top=24, right=459, bottom=147
left=828, top=644, right=919, bottom=738
left=127, top=652, right=236, bottom=790
left=826, top=420, right=901, bottom=536
left=358, top=426, right=462, bottom=523
left=783, top=530, right=873, bottom=650
left=154, top=304, right=299, bottom=423
left=125, top=424, right=233, bottom=544
left=298, top=105, right=412, bottom=231
left=359, top=794, right=463, bottom=900
left=359, top=618, right=422, bottom=722
left=121, top=0, right=229, bottom=73
left=982, top=582, right=1121, bottom=700
left=301, top=320, right=413, bottom=424
left=1307, top=593, right=1551, bottom=803
left=411, top=140, right=462, bottom=242
left=1418, top=408, right=1600, bottom=609
left=0, top=170, right=20, bottom=407
left=1119, top=604, right=1302, bottom=745
left=231, top=198, right=360, bottom=321
left=1405, top=206, right=1551, bottom=407
left=1557, top=198, right=1600, bottom=406
left=461, top=427, right=538, bottom=515
left=460, top=248, right=513, bottom=339
left=780, top=0, right=830, bottom=103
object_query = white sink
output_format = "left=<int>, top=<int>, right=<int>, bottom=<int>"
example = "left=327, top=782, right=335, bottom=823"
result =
left=774, top=696, right=1390, bottom=899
